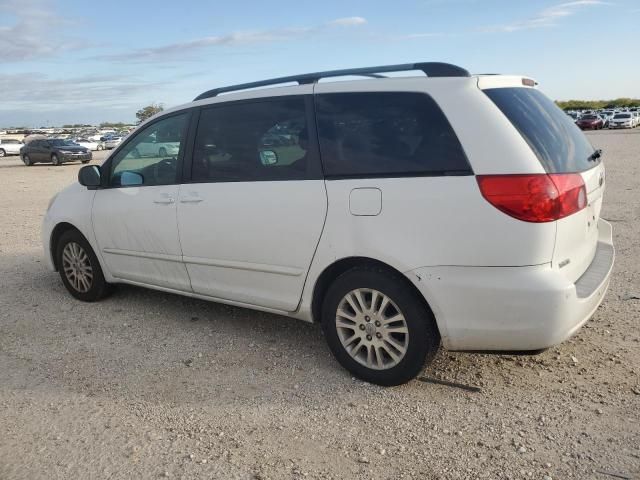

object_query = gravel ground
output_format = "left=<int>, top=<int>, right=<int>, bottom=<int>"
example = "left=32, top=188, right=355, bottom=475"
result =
left=0, top=131, right=639, bottom=480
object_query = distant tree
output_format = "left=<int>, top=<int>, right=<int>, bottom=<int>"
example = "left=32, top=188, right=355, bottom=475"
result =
left=556, top=98, right=640, bottom=110
left=99, top=122, right=128, bottom=128
left=135, top=103, right=164, bottom=124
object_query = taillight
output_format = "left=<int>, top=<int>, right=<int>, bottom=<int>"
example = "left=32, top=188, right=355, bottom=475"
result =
left=477, top=174, right=587, bottom=222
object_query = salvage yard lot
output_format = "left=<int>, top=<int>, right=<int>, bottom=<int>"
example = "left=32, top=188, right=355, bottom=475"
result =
left=0, top=130, right=638, bottom=479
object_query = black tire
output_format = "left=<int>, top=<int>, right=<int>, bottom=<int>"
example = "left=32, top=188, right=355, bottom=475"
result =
left=23, top=154, right=33, bottom=166
left=158, top=147, right=167, bottom=157
left=81, top=159, right=90, bottom=164
left=0, top=149, right=5, bottom=157
left=51, top=154, right=61, bottom=166
left=56, top=229, right=112, bottom=302
left=321, top=265, right=440, bottom=386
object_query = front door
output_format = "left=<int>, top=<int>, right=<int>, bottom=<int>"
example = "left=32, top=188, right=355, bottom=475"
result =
left=177, top=95, right=327, bottom=311
left=92, top=111, right=192, bottom=290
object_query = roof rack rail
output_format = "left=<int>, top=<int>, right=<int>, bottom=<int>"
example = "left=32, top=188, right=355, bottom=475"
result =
left=193, top=62, right=469, bottom=101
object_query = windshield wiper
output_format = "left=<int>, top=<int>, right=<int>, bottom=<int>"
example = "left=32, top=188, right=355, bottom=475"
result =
left=588, top=149, right=602, bottom=162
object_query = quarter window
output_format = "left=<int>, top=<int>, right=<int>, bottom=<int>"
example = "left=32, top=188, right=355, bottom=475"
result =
left=191, top=97, right=317, bottom=182
left=109, top=112, right=189, bottom=187
left=315, top=92, right=470, bottom=177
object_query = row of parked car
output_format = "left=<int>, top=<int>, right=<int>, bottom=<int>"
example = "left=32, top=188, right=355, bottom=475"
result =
left=568, top=108, right=640, bottom=130
left=0, top=134, right=126, bottom=163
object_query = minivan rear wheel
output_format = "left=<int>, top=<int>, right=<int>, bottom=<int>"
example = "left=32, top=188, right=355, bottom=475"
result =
left=56, top=230, right=111, bottom=302
left=321, top=265, right=440, bottom=386
left=22, top=154, right=32, bottom=166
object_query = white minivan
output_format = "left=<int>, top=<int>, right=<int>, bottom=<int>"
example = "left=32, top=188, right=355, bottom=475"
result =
left=42, top=63, right=614, bottom=385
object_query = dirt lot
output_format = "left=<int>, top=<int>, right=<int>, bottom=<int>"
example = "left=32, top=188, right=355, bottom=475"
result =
left=0, top=132, right=638, bottom=480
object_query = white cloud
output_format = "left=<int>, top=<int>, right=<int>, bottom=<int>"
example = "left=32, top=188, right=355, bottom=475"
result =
left=0, top=0, right=83, bottom=61
left=0, top=73, right=161, bottom=110
left=482, top=0, right=608, bottom=32
left=95, top=16, right=367, bottom=63
left=327, top=16, right=367, bottom=27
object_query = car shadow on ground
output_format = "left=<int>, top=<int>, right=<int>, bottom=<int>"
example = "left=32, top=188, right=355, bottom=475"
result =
left=3, top=252, right=479, bottom=407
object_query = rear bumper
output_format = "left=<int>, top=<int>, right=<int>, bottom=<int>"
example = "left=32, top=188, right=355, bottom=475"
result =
left=407, top=220, right=614, bottom=351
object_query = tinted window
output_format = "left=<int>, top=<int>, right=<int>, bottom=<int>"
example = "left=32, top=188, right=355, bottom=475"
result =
left=315, top=92, right=470, bottom=177
left=109, top=112, right=188, bottom=187
left=484, top=88, right=597, bottom=173
left=192, top=97, right=318, bottom=182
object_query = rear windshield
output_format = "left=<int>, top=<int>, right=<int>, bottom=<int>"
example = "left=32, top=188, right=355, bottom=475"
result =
left=484, top=88, right=598, bottom=173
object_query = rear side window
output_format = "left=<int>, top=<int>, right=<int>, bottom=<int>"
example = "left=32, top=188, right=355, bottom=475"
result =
left=484, top=88, right=597, bottom=173
left=315, top=92, right=471, bottom=177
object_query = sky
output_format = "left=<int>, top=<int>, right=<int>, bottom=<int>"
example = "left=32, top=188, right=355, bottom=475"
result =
left=1, top=0, right=638, bottom=127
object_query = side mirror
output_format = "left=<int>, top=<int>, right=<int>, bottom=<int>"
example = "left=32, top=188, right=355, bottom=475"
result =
left=78, top=165, right=101, bottom=189
left=259, top=150, right=278, bottom=166
left=120, top=171, right=144, bottom=186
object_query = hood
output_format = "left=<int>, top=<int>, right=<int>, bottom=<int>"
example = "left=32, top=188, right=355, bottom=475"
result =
left=58, top=145, right=88, bottom=153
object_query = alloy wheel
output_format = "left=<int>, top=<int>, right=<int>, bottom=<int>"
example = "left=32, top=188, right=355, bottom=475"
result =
left=62, top=242, right=93, bottom=293
left=335, top=288, right=409, bottom=370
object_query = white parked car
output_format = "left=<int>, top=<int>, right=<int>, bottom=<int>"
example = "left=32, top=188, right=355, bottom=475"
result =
left=42, top=62, right=614, bottom=385
left=609, top=113, right=634, bottom=129
left=72, top=138, right=103, bottom=151
left=129, top=133, right=180, bottom=158
left=103, top=136, right=123, bottom=149
left=0, top=138, right=24, bottom=156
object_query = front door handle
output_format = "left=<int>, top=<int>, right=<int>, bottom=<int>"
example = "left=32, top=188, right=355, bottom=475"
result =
left=179, top=192, right=203, bottom=204
left=153, top=193, right=175, bottom=204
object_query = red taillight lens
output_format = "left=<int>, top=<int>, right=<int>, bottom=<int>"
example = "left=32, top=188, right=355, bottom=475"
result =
left=477, top=174, right=587, bottom=222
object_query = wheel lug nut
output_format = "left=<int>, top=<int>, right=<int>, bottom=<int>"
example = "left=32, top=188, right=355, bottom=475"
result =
left=376, top=332, right=382, bottom=339
left=375, top=321, right=381, bottom=327
left=359, top=324, right=365, bottom=331
left=366, top=335, right=372, bottom=341
left=365, top=316, right=370, bottom=322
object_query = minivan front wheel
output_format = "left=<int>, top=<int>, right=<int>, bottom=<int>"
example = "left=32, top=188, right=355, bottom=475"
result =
left=322, top=265, right=440, bottom=386
left=51, top=154, right=61, bottom=166
left=56, top=230, right=111, bottom=302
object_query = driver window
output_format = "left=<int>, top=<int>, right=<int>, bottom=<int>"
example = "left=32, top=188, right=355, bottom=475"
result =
left=110, top=113, right=188, bottom=187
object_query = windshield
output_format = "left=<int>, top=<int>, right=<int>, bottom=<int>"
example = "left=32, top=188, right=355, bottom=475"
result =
left=484, top=88, right=598, bottom=173
left=614, top=114, right=630, bottom=119
left=582, top=115, right=597, bottom=120
left=50, top=139, right=77, bottom=146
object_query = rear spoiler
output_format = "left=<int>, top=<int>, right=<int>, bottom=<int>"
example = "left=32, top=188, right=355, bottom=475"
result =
left=476, top=75, right=539, bottom=90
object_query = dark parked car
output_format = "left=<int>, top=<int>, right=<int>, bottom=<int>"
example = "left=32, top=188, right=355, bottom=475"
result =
left=20, top=138, right=92, bottom=166
left=576, top=115, right=604, bottom=130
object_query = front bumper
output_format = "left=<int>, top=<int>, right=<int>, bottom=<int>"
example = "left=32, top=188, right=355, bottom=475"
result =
left=41, top=212, right=56, bottom=271
left=61, top=152, right=92, bottom=161
left=407, top=220, right=614, bottom=351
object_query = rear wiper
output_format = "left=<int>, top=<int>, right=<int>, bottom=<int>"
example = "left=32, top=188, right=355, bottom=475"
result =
left=588, top=149, right=602, bottom=162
